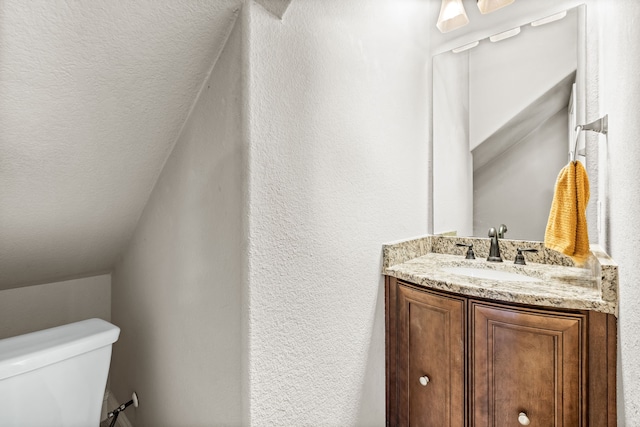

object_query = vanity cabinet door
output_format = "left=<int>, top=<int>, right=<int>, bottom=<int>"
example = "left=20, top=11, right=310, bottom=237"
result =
left=392, top=283, right=466, bottom=427
left=470, top=301, right=586, bottom=427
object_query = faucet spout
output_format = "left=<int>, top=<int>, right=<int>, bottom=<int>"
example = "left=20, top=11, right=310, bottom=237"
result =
left=487, top=227, right=503, bottom=262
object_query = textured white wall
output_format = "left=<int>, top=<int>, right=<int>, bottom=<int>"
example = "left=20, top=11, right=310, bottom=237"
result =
left=0, top=274, right=110, bottom=339
left=109, top=16, right=245, bottom=427
left=245, top=0, right=429, bottom=424
left=597, top=0, right=640, bottom=422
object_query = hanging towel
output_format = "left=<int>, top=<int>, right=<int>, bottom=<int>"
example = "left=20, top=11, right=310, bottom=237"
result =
left=544, top=160, right=590, bottom=265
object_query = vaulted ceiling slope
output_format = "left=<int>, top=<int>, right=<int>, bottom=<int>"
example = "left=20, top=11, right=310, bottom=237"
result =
left=0, top=0, right=243, bottom=290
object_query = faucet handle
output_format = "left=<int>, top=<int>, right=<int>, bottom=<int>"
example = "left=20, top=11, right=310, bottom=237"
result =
left=514, top=248, right=539, bottom=265
left=498, top=224, right=508, bottom=239
left=456, top=243, right=475, bottom=259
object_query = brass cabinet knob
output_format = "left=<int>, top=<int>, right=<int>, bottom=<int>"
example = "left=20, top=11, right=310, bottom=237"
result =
left=419, top=375, right=430, bottom=386
left=518, top=412, right=531, bottom=425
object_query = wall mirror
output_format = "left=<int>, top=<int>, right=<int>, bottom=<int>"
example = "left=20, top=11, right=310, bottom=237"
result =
left=432, top=5, right=586, bottom=241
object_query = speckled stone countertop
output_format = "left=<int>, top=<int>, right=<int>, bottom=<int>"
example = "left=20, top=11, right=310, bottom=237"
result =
left=382, top=235, right=618, bottom=316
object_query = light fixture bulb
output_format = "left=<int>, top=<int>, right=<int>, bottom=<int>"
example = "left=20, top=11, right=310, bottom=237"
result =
left=437, top=0, right=469, bottom=33
left=489, top=27, right=521, bottom=42
left=477, top=0, right=515, bottom=15
left=452, top=41, right=480, bottom=53
left=531, top=11, right=567, bottom=27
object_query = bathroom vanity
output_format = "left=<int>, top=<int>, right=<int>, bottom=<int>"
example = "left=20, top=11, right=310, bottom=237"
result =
left=383, top=235, right=617, bottom=427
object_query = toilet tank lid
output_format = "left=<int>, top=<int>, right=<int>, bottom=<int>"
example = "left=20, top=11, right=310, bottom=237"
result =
left=0, top=318, right=120, bottom=381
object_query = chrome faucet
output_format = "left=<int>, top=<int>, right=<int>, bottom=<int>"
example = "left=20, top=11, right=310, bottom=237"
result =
left=487, top=227, right=503, bottom=262
left=497, top=223, right=508, bottom=239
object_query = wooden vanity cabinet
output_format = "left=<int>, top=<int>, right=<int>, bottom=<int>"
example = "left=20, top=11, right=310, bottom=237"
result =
left=470, top=302, right=585, bottom=426
left=392, top=283, right=466, bottom=426
left=386, top=277, right=617, bottom=427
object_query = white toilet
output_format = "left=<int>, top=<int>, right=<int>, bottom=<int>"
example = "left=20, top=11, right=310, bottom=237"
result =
left=0, top=318, right=120, bottom=427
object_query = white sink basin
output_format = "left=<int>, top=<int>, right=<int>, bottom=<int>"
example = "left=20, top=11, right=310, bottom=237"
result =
left=441, top=267, right=543, bottom=283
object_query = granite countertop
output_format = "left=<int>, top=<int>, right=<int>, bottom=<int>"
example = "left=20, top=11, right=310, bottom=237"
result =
left=382, top=235, right=618, bottom=316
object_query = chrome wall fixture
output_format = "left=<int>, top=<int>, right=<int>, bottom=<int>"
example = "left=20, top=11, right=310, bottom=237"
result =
left=571, top=114, right=609, bottom=162
left=579, top=115, right=609, bottom=135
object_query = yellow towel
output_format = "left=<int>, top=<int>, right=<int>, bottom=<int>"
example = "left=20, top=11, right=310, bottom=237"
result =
left=544, top=160, right=590, bottom=265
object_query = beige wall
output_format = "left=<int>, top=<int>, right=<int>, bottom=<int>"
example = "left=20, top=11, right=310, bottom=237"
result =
left=0, top=274, right=110, bottom=340
left=473, top=110, right=568, bottom=240
left=468, top=14, right=577, bottom=150
left=109, top=0, right=431, bottom=425
left=597, top=0, right=640, bottom=422
left=109, top=12, right=245, bottom=427
left=106, top=0, right=640, bottom=425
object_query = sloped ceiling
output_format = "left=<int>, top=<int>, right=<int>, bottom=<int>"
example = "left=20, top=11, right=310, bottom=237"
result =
left=0, top=0, right=244, bottom=290
left=472, top=72, right=575, bottom=171
left=255, top=0, right=293, bottom=19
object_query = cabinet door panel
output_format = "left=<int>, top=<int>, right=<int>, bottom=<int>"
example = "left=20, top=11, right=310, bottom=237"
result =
left=471, top=302, right=585, bottom=427
left=397, top=284, right=466, bottom=427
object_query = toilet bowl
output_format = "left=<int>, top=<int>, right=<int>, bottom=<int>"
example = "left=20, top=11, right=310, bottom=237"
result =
left=0, top=318, right=120, bottom=427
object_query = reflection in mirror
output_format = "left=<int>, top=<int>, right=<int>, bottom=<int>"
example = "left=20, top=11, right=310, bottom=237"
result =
left=433, top=6, right=584, bottom=241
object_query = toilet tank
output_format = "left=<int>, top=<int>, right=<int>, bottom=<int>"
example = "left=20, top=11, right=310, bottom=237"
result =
left=0, top=318, right=120, bottom=427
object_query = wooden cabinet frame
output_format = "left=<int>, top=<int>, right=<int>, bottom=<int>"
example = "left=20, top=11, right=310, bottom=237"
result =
left=385, top=277, right=617, bottom=427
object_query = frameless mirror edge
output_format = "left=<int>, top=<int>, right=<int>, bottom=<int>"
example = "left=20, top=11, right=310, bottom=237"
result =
left=430, top=5, right=589, bottom=241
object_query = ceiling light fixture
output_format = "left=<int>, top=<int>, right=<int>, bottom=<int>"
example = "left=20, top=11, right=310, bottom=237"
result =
left=436, top=0, right=469, bottom=33
left=531, top=11, right=567, bottom=27
left=477, top=0, right=515, bottom=15
left=489, top=27, right=521, bottom=42
left=452, top=41, right=480, bottom=53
